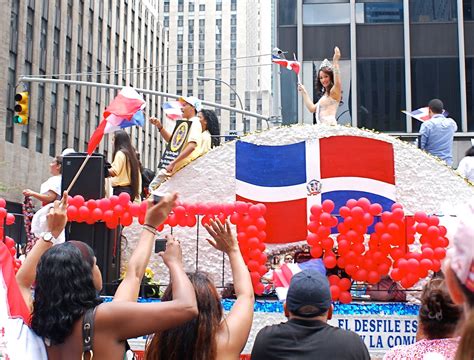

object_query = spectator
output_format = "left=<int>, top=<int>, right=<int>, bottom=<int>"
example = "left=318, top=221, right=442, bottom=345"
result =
left=108, top=130, right=142, bottom=202
left=383, top=277, right=462, bottom=360
left=198, top=109, right=221, bottom=148
left=283, top=254, right=294, bottom=264
left=457, top=146, right=474, bottom=182
left=13, top=192, right=198, bottom=359
left=251, top=268, right=370, bottom=360
left=149, top=97, right=213, bottom=190
left=22, top=156, right=62, bottom=206
left=419, top=99, right=457, bottom=166
left=145, top=219, right=254, bottom=360
left=136, top=151, right=156, bottom=199
left=444, top=201, right=474, bottom=360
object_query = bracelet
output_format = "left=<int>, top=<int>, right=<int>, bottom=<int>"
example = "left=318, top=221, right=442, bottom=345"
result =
left=142, top=224, right=157, bottom=236
left=158, top=126, right=163, bottom=131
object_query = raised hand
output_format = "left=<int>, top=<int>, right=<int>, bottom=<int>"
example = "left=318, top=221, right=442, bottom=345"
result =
left=149, top=117, right=162, bottom=128
left=297, top=83, right=307, bottom=94
left=144, top=192, right=178, bottom=228
left=47, top=191, right=68, bottom=238
left=204, top=219, right=239, bottom=254
left=159, top=235, right=183, bottom=267
left=333, top=46, right=341, bottom=63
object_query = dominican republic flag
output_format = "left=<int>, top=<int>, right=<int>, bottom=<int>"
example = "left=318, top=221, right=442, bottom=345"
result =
left=402, top=107, right=449, bottom=122
left=271, top=55, right=301, bottom=75
left=162, top=101, right=183, bottom=120
left=236, top=136, right=396, bottom=244
left=87, top=87, right=146, bottom=154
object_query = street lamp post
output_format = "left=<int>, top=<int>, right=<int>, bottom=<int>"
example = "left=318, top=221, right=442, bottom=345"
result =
left=196, top=76, right=247, bottom=133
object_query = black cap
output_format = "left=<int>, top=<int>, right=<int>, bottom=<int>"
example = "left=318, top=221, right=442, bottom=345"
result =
left=286, top=269, right=331, bottom=317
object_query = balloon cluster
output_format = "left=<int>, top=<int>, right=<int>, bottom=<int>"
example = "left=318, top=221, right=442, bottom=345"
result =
left=0, top=197, right=21, bottom=273
left=66, top=193, right=146, bottom=229
left=306, top=197, right=450, bottom=303
left=66, top=195, right=268, bottom=294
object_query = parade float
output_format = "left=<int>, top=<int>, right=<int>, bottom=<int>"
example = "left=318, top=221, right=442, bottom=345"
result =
left=1, top=124, right=473, bottom=358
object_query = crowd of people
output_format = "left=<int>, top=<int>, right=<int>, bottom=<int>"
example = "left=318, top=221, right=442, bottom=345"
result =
left=8, top=48, right=474, bottom=360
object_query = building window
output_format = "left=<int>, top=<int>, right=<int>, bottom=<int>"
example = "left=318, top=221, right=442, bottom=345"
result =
left=50, top=85, right=58, bottom=156
left=410, top=0, right=457, bottom=23
left=231, top=0, right=237, bottom=11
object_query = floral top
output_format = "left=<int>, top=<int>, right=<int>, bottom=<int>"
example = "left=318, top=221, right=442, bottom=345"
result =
left=383, top=338, right=459, bottom=360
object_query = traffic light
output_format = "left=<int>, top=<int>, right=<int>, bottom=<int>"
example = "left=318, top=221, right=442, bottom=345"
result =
left=14, top=91, right=29, bottom=125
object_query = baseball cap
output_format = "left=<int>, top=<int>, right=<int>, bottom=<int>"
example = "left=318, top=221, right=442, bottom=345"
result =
left=61, top=148, right=76, bottom=156
left=286, top=268, right=331, bottom=317
left=448, top=201, right=474, bottom=293
left=178, top=96, right=202, bottom=112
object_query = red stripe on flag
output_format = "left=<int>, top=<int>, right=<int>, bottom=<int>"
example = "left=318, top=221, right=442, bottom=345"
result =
left=105, top=94, right=145, bottom=118
left=87, top=119, right=107, bottom=155
left=319, top=136, right=395, bottom=184
left=0, top=242, right=30, bottom=324
left=236, top=195, right=308, bottom=244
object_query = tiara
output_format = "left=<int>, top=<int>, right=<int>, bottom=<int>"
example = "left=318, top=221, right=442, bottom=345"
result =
left=319, top=59, right=333, bottom=70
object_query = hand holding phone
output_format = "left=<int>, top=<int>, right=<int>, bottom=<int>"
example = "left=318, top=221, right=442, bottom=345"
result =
left=155, top=238, right=167, bottom=253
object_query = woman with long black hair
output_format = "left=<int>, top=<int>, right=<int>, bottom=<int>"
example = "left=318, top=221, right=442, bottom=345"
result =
left=109, top=130, right=141, bottom=202
left=198, top=109, right=221, bottom=148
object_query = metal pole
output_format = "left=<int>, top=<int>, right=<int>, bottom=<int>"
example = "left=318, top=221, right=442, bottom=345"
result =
left=18, top=76, right=271, bottom=123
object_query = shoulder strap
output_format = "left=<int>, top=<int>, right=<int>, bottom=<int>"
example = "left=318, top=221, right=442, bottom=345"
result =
left=82, top=307, right=97, bottom=360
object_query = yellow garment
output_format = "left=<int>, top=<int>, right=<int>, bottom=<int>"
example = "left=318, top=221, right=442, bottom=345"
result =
left=173, top=117, right=212, bottom=173
left=110, top=151, right=142, bottom=198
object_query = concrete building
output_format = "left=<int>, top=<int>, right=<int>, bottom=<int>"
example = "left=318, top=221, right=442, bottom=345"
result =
left=0, top=0, right=168, bottom=206
left=277, top=0, right=474, bottom=164
left=161, top=0, right=272, bottom=134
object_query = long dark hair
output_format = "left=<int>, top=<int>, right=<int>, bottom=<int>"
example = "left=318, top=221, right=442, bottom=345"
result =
left=315, top=67, right=334, bottom=98
left=200, top=109, right=221, bottom=148
left=112, top=130, right=140, bottom=200
left=31, top=242, right=101, bottom=345
left=418, top=277, right=462, bottom=339
left=145, top=272, right=223, bottom=360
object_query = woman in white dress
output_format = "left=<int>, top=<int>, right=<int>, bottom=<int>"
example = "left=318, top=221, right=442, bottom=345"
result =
left=298, top=47, right=342, bottom=125
left=457, top=146, right=474, bottom=182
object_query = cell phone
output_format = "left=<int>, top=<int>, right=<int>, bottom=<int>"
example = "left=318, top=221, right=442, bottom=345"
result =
left=155, top=238, right=167, bottom=253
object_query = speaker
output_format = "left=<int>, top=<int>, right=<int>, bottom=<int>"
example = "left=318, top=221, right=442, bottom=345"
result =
left=66, top=222, right=121, bottom=287
left=61, top=153, right=105, bottom=200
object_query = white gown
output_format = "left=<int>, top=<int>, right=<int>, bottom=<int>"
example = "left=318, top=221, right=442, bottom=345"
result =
left=315, top=95, right=339, bottom=125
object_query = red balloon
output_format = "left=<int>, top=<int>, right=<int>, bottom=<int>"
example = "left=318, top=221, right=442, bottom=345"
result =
left=414, top=211, right=428, bottom=223
left=78, top=206, right=90, bottom=220
left=255, top=217, right=266, bottom=231
left=86, top=200, right=98, bottom=210
left=0, top=208, right=6, bottom=220
left=328, top=275, right=340, bottom=286
left=387, top=223, right=400, bottom=235
left=247, top=260, right=259, bottom=272
left=362, top=213, right=374, bottom=226
left=320, top=213, right=333, bottom=227
left=392, top=208, right=405, bottom=221
left=109, top=195, right=119, bottom=207
left=98, top=198, right=112, bottom=212
left=121, top=212, right=133, bottom=226
left=246, top=225, right=259, bottom=237
left=229, top=213, right=241, bottom=225
left=254, top=282, right=265, bottom=296
left=91, top=208, right=103, bottom=221
left=0, top=198, right=6, bottom=208
left=250, top=271, right=261, bottom=284
left=323, top=256, right=337, bottom=269
left=377, top=263, right=390, bottom=276
left=221, top=203, right=235, bottom=216
left=248, top=237, right=260, bottom=249
left=339, top=278, right=352, bottom=291
left=310, top=245, right=323, bottom=258
left=241, top=215, right=253, bottom=227
left=374, top=222, right=386, bottom=234
left=234, top=201, right=249, bottom=214
left=369, top=203, right=383, bottom=216
left=419, top=258, right=433, bottom=272
left=390, top=268, right=402, bottom=281
left=339, top=291, right=352, bottom=304
left=6, top=213, right=15, bottom=225
left=113, top=204, right=124, bottom=216
left=73, top=195, right=85, bottom=208
left=249, top=249, right=262, bottom=260
left=311, top=204, right=323, bottom=217
left=256, top=203, right=267, bottom=215
left=427, top=216, right=440, bottom=226
left=321, top=237, right=334, bottom=251
left=322, top=200, right=335, bottom=214
left=67, top=205, right=78, bottom=220
left=307, top=221, right=319, bottom=234
left=345, top=264, right=357, bottom=276
left=317, top=226, right=331, bottom=239
left=346, top=199, right=357, bottom=209
left=129, top=203, right=141, bottom=217
left=186, top=215, right=197, bottom=227
left=306, top=233, right=319, bottom=246
left=330, top=285, right=340, bottom=300
left=248, top=205, right=262, bottom=218
left=118, top=192, right=131, bottom=206
left=350, top=206, right=364, bottom=220
left=173, top=206, right=186, bottom=218
left=259, top=252, right=268, bottom=265
left=339, top=206, right=351, bottom=218
left=367, top=271, right=381, bottom=284
left=200, top=215, right=212, bottom=227
left=337, top=257, right=346, bottom=269
left=427, top=226, right=440, bottom=239
left=354, top=269, right=368, bottom=282
left=433, top=247, right=446, bottom=260
left=357, top=197, right=371, bottom=211
left=432, top=259, right=441, bottom=272
left=337, top=239, right=350, bottom=256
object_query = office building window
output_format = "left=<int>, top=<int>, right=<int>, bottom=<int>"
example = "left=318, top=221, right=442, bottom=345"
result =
left=62, top=86, right=70, bottom=150
left=74, top=91, right=81, bottom=150
left=50, top=84, right=58, bottom=156
left=410, top=0, right=457, bottom=22
left=36, top=83, right=45, bottom=153
left=355, top=1, right=403, bottom=24
left=467, top=57, right=474, bottom=131
left=279, top=0, right=296, bottom=25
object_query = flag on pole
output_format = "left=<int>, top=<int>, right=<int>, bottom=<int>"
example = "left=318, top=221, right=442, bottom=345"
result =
left=402, top=107, right=449, bottom=122
left=236, top=136, right=396, bottom=244
left=87, top=87, right=146, bottom=154
left=162, top=101, right=184, bottom=120
left=271, top=55, right=301, bottom=75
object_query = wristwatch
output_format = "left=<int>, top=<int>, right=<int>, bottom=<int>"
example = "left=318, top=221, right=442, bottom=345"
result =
left=40, top=232, right=56, bottom=243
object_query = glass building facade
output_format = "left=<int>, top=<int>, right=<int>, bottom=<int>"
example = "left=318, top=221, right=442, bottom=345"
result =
left=277, top=0, right=474, bottom=138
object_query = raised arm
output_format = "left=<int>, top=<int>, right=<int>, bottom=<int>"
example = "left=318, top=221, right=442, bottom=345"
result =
left=113, top=192, right=178, bottom=302
left=298, top=83, right=317, bottom=113
left=100, top=235, right=198, bottom=340
left=204, top=219, right=254, bottom=354
left=15, top=192, right=68, bottom=311
left=330, top=46, right=342, bottom=102
left=150, top=117, right=172, bottom=142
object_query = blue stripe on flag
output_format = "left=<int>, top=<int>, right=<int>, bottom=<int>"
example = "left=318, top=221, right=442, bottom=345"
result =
left=236, top=141, right=306, bottom=187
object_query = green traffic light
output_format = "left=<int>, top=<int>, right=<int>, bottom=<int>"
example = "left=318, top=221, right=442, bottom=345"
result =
left=13, top=115, right=21, bottom=123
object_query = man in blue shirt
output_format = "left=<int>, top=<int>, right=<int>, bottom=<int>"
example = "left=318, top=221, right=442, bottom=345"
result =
left=419, top=99, right=457, bottom=166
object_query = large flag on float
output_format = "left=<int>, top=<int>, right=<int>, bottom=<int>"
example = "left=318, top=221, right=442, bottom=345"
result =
left=402, top=107, right=449, bottom=122
left=87, top=87, right=146, bottom=154
left=236, top=136, right=396, bottom=244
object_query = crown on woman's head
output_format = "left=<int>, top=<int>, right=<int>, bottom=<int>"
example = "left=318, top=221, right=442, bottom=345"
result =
left=319, top=59, right=333, bottom=71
